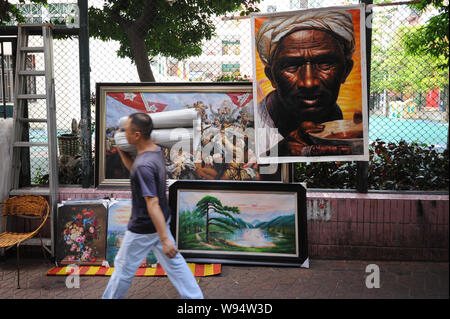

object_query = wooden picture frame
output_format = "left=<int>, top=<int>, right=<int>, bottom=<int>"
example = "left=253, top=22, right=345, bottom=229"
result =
left=169, top=180, right=308, bottom=267
left=95, top=82, right=287, bottom=187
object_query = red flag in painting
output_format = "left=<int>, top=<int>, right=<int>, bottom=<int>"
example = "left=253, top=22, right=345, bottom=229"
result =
left=145, top=101, right=168, bottom=113
left=107, top=92, right=167, bottom=113
left=227, top=92, right=252, bottom=108
left=108, top=92, right=146, bottom=112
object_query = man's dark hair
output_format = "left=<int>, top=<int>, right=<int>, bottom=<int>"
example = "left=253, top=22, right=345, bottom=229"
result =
left=129, top=113, right=153, bottom=139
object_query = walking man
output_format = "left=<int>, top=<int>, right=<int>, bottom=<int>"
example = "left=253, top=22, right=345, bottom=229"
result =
left=102, top=112, right=203, bottom=299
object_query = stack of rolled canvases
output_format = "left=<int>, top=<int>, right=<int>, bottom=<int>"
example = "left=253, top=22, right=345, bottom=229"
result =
left=114, top=109, right=201, bottom=155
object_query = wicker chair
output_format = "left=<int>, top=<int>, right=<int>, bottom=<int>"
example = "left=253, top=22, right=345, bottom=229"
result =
left=0, top=195, right=50, bottom=289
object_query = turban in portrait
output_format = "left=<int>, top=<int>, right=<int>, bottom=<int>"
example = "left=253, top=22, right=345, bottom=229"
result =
left=256, top=9, right=355, bottom=65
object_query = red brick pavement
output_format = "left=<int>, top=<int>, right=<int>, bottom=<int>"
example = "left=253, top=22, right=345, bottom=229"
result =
left=0, top=254, right=448, bottom=300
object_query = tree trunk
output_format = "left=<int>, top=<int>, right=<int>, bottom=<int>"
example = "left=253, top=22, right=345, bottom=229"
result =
left=126, top=29, right=156, bottom=82
left=109, top=1, right=157, bottom=82
left=205, top=209, right=210, bottom=243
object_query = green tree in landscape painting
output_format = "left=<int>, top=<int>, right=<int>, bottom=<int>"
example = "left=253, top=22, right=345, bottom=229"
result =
left=195, top=196, right=241, bottom=243
left=179, top=209, right=204, bottom=236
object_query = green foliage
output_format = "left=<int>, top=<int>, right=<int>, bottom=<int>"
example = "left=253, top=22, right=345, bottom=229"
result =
left=294, top=140, right=449, bottom=191
left=295, top=160, right=357, bottom=190
left=214, top=72, right=251, bottom=82
left=404, top=0, right=449, bottom=68
left=196, top=195, right=241, bottom=219
left=180, top=210, right=203, bottom=233
left=371, top=22, right=448, bottom=95
left=0, top=0, right=47, bottom=24
left=368, top=139, right=449, bottom=190
left=32, top=167, right=49, bottom=185
left=178, top=209, right=204, bottom=246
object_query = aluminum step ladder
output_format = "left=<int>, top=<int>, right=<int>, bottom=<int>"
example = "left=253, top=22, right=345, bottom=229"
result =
left=8, top=24, right=58, bottom=257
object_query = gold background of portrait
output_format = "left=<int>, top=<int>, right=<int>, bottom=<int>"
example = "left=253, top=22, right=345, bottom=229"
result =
left=254, top=9, right=362, bottom=120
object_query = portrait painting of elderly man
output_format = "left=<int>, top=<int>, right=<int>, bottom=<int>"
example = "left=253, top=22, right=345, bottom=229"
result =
left=251, top=5, right=369, bottom=163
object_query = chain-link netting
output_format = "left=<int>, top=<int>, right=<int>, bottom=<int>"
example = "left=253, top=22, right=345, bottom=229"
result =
left=369, top=3, right=448, bottom=150
left=1, top=0, right=448, bottom=189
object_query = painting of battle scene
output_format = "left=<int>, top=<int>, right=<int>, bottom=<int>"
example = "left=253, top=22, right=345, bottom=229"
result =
left=96, top=83, right=282, bottom=186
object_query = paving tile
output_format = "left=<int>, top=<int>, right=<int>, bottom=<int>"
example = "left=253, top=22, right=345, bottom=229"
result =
left=0, top=257, right=448, bottom=299
left=293, top=282, right=321, bottom=299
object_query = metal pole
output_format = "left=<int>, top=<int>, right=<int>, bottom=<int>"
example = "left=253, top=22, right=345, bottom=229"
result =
left=1, top=42, right=6, bottom=119
left=78, top=0, right=92, bottom=187
left=356, top=0, right=373, bottom=193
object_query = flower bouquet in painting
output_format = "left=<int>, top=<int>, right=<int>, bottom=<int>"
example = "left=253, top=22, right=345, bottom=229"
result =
left=56, top=200, right=108, bottom=265
left=62, top=209, right=101, bottom=263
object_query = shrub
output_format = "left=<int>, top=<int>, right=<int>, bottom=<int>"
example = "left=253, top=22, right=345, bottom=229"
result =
left=294, top=140, right=449, bottom=191
left=214, top=72, right=251, bottom=82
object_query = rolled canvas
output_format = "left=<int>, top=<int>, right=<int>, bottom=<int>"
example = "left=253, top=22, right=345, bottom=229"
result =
left=115, top=109, right=200, bottom=154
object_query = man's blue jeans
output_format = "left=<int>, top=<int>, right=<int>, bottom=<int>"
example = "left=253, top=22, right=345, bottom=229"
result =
left=102, top=227, right=203, bottom=299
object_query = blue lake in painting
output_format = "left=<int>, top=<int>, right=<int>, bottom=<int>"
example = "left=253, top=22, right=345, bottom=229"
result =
left=225, top=229, right=279, bottom=248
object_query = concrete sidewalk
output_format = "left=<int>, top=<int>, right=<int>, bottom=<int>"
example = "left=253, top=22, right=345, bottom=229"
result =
left=0, top=252, right=448, bottom=299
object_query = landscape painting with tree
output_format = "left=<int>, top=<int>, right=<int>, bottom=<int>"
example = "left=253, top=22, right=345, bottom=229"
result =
left=106, top=199, right=157, bottom=267
left=171, top=181, right=308, bottom=266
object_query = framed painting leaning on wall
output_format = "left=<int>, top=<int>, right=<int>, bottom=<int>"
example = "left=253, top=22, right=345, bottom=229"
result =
left=106, top=199, right=157, bottom=267
left=56, top=199, right=108, bottom=266
left=95, top=82, right=287, bottom=187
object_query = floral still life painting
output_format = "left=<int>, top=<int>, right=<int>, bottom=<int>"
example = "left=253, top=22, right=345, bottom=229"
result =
left=56, top=200, right=108, bottom=265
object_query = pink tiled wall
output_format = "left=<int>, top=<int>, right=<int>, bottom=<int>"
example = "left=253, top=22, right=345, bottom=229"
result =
left=56, top=188, right=449, bottom=261
left=307, top=193, right=449, bottom=261
left=58, top=187, right=132, bottom=201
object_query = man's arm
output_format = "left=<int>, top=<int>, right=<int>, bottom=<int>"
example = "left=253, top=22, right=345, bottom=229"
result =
left=144, top=196, right=178, bottom=258
left=117, top=148, right=134, bottom=171
left=286, top=123, right=351, bottom=156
